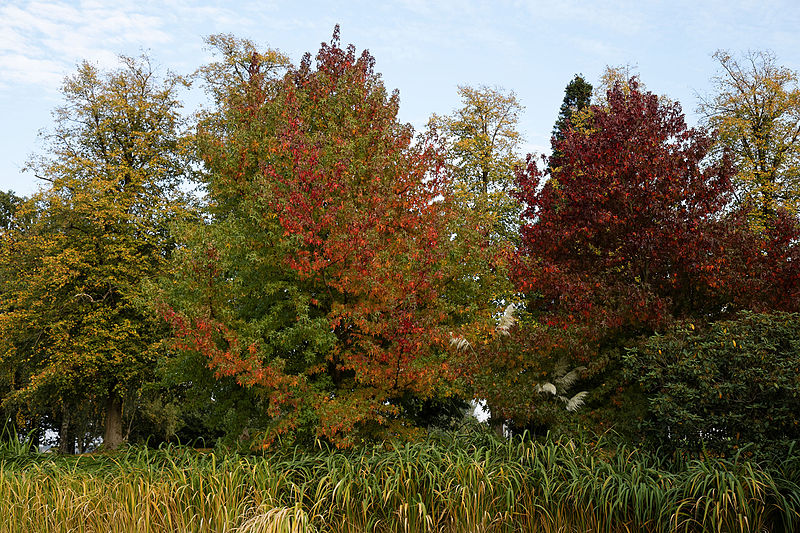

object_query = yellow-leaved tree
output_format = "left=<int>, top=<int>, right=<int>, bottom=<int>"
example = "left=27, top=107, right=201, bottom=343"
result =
left=429, top=85, right=523, bottom=244
left=700, top=50, right=800, bottom=227
left=428, top=86, right=526, bottom=435
left=0, top=56, right=195, bottom=451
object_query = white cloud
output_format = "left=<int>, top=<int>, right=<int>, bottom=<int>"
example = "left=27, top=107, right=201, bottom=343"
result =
left=570, top=36, right=622, bottom=59
left=0, top=53, right=66, bottom=88
left=0, top=1, right=180, bottom=95
left=0, top=27, right=40, bottom=56
left=516, top=0, right=645, bottom=36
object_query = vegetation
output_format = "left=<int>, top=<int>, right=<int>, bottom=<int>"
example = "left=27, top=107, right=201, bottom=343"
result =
left=1, top=27, right=800, bottom=531
left=627, top=311, right=800, bottom=461
left=552, top=74, right=592, bottom=143
left=0, top=56, right=195, bottom=451
left=1, top=429, right=798, bottom=532
left=162, top=30, right=472, bottom=447
left=429, top=84, right=524, bottom=244
left=700, top=49, right=800, bottom=226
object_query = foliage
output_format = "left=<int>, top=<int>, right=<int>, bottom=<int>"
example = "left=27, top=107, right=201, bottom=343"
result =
left=1, top=434, right=798, bottom=532
left=593, top=65, right=672, bottom=107
left=0, top=192, right=27, bottom=437
left=0, top=56, right=194, bottom=451
left=0, top=191, right=26, bottom=233
left=141, top=345, right=272, bottom=447
left=715, top=208, right=800, bottom=313
left=700, top=49, right=800, bottom=226
left=510, top=80, right=740, bottom=430
left=518, top=77, right=736, bottom=327
left=165, top=29, right=468, bottom=447
left=3, top=28, right=800, bottom=471
left=427, top=86, right=527, bottom=434
left=452, top=304, right=589, bottom=437
left=428, top=85, right=523, bottom=243
left=594, top=64, right=640, bottom=102
left=626, top=311, right=800, bottom=461
left=552, top=74, right=592, bottom=143
left=0, top=423, right=38, bottom=459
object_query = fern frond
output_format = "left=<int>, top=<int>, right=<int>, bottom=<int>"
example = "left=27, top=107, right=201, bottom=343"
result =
left=536, top=382, right=557, bottom=395
left=552, top=357, right=569, bottom=378
left=449, top=335, right=471, bottom=351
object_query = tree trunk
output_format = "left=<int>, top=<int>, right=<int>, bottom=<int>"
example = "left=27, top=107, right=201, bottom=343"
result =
left=487, top=402, right=505, bottom=438
left=58, top=412, right=75, bottom=454
left=103, top=393, right=124, bottom=450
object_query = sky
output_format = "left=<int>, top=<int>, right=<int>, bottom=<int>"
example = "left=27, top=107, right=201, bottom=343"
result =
left=2, top=0, right=800, bottom=196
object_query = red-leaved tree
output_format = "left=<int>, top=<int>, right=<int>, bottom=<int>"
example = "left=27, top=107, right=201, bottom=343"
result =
left=515, top=80, right=736, bottom=348
left=164, top=30, right=470, bottom=446
left=501, top=80, right=799, bottom=431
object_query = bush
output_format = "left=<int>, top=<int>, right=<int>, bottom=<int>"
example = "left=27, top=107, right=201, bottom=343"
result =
left=626, top=311, right=800, bottom=461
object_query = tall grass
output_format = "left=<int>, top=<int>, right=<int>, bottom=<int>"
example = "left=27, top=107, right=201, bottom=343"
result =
left=1, top=429, right=798, bottom=532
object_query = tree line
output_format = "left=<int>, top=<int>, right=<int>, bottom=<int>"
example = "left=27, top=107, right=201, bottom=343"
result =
left=1, top=30, right=799, bottom=459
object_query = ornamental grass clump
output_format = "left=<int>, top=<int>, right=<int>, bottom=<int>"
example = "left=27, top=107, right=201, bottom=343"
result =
left=0, top=431, right=798, bottom=532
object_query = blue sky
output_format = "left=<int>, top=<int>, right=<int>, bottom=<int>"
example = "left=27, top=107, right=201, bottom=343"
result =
left=3, top=0, right=800, bottom=196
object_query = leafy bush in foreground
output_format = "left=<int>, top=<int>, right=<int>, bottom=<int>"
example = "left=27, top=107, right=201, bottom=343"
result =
left=627, top=311, right=800, bottom=461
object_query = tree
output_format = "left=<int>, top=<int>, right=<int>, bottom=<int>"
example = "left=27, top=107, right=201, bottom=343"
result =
left=510, top=80, right=739, bottom=432
left=165, top=30, right=468, bottom=447
left=429, top=85, right=523, bottom=243
left=518, top=79, right=738, bottom=327
left=552, top=74, right=592, bottom=142
left=0, top=56, right=194, bottom=451
left=0, top=190, right=26, bottom=436
left=592, top=65, right=674, bottom=111
left=594, top=64, right=639, bottom=103
left=0, top=190, right=25, bottom=233
left=427, top=86, right=527, bottom=434
left=700, top=50, right=800, bottom=225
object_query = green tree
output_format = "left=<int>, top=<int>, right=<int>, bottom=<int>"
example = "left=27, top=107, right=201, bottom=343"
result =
left=552, top=74, right=592, bottom=142
left=154, top=35, right=297, bottom=446
left=0, top=190, right=26, bottom=437
left=0, top=56, right=194, bottom=451
left=427, top=87, right=528, bottom=435
left=700, top=50, right=800, bottom=225
left=0, top=190, right=25, bottom=232
left=626, top=312, right=800, bottom=460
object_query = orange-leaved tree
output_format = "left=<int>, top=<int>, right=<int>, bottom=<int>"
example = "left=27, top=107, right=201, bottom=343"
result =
left=164, top=30, right=476, bottom=447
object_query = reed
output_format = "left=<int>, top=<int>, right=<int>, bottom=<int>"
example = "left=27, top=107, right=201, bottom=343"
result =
left=1, top=430, right=797, bottom=532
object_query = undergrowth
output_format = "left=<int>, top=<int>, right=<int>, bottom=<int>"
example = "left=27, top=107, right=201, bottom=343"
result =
left=1, top=427, right=797, bottom=532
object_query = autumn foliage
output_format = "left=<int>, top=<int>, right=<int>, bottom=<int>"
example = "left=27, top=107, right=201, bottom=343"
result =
left=164, top=30, right=464, bottom=446
left=496, top=80, right=800, bottom=433
left=2, top=34, right=799, bottom=456
left=514, top=82, right=733, bottom=357
left=0, top=57, right=195, bottom=451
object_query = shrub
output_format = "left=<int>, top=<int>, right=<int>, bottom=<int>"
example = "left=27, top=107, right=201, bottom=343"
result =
left=626, top=311, right=800, bottom=461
